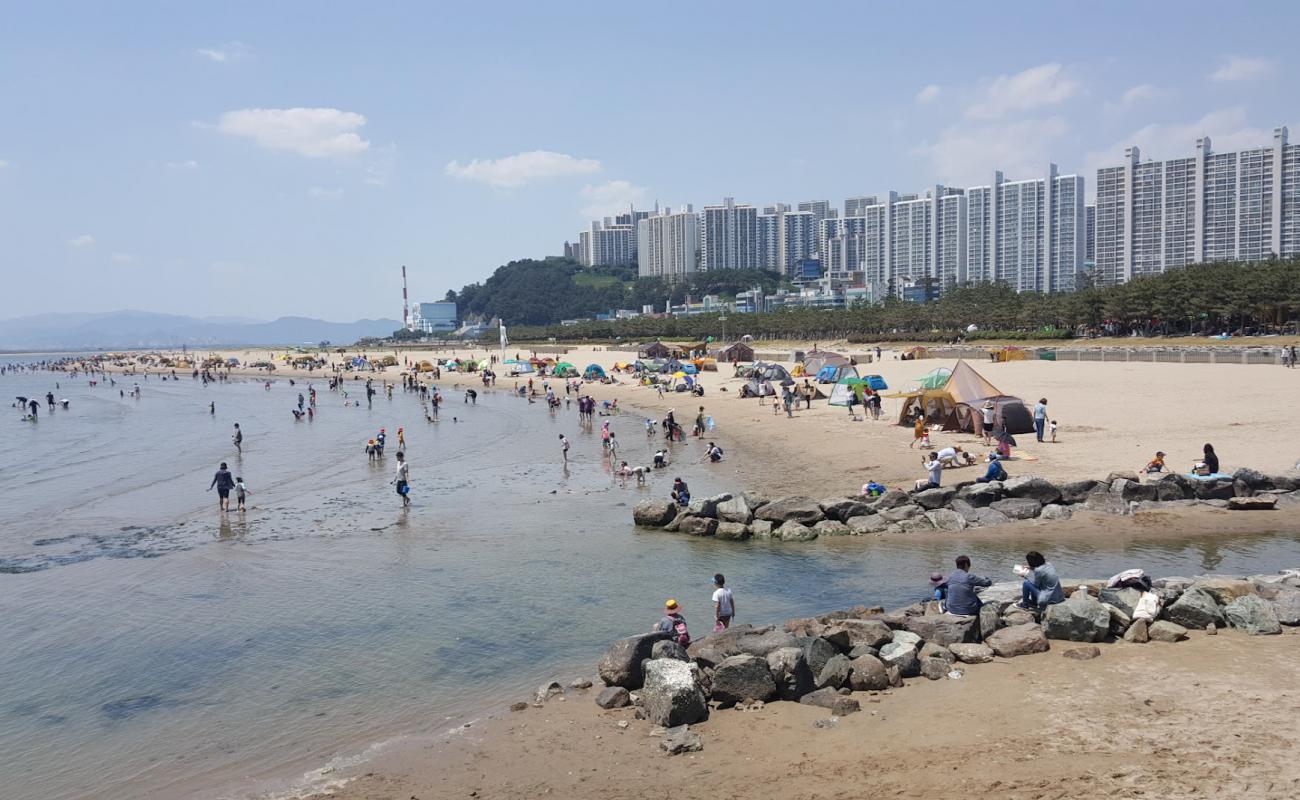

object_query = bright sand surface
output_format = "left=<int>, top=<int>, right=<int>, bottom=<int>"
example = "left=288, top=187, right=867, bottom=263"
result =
left=190, top=343, right=1300, bottom=497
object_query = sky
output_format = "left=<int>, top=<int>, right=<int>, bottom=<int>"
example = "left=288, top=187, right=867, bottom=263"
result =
left=0, top=1, right=1295, bottom=321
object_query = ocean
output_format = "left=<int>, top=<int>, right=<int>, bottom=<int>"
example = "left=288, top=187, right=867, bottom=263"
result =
left=3, top=356, right=1299, bottom=799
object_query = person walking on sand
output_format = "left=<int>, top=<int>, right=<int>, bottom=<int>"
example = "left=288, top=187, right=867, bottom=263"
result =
left=235, top=476, right=250, bottom=511
left=208, top=462, right=235, bottom=512
left=560, top=433, right=570, bottom=463
left=232, top=423, right=243, bottom=453
left=693, top=406, right=707, bottom=438
left=1032, top=398, right=1048, bottom=443
left=392, top=451, right=411, bottom=507
left=910, top=414, right=926, bottom=448
left=711, top=574, right=735, bottom=630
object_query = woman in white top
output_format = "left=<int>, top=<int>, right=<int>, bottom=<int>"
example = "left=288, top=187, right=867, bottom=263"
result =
left=712, top=574, right=735, bottom=629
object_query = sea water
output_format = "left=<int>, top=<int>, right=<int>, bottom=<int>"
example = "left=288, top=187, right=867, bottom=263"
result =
left=2, top=358, right=1299, bottom=800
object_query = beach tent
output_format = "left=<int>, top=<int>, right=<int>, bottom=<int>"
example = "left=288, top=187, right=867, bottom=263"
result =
left=416, top=360, right=435, bottom=373
left=711, top=342, right=755, bottom=362
left=828, top=377, right=870, bottom=407
left=802, top=351, right=848, bottom=376
left=582, top=363, right=605, bottom=379
left=864, top=374, right=888, bottom=391
left=888, top=360, right=1033, bottom=434
left=914, top=367, right=952, bottom=389
left=815, top=363, right=859, bottom=384
left=638, top=341, right=671, bottom=359
left=991, top=347, right=1029, bottom=362
left=554, top=362, right=578, bottom=377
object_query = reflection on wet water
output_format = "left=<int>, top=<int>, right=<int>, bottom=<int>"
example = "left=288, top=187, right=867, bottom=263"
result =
left=1, top=363, right=1298, bottom=800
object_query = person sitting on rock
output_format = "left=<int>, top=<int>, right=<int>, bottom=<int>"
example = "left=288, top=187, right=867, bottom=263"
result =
left=913, top=452, right=943, bottom=492
left=943, top=555, right=993, bottom=617
left=1015, top=551, right=1064, bottom=613
left=975, top=453, right=1007, bottom=483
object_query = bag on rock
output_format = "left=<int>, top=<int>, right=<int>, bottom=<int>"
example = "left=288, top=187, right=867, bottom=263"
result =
left=1132, top=591, right=1161, bottom=621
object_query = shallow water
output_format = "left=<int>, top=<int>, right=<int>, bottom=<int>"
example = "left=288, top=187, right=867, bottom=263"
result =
left=2, top=358, right=1299, bottom=800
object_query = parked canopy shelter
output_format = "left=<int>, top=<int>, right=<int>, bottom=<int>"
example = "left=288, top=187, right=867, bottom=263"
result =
left=886, top=360, right=1034, bottom=434
left=638, top=341, right=671, bottom=359
left=711, top=342, right=755, bottom=362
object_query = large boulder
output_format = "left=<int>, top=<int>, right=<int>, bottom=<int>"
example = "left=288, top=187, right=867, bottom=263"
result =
left=880, top=504, right=924, bottom=522
left=903, top=614, right=978, bottom=646
left=969, top=508, right=1012, bottom=528
left=1223, top=595, right=1282, bottom=635
left=776, top=520, right=818, bottom=542
left=1039, top=503, right=1073, bottom=521
left=1080, top=492, right=1129, bottom=515
left=1268, top=589, right=1300, bottom=625
left=1232, top=467, right=1272, bottom=489
left=765, top=647, right=816, bottom=700
left=1101, top=603, right=1132, bottom=637
left=986, top=623, right=1049, bottom=658
left=715, top=497, right=754, bottom=524
left=1189, top=578, right=1255, bottom=605
left=651, top=639, right=690, bottom=661
left=894, top=516, right=936, bottom=533
left=878, top=642, right=921, bottom=677
left=597, top=632, right=666, bottom=688
left=1098, top=587, right=1142, bottom=618
left=1163, top=588, right=1225, bottom=629
left=1122, top=618, right=1149, bottom=643
left=595, top=686, right=631, bottom=709
left=1043, top=592, right=1111, bottom=642
left=1192, top=478, right=1236, bottom=501
left=948, top=643, right=994, bottom=664
left=925, top=508, right=968, bottom=531
left=819, top=497, right=872, bottom=521
left=633, top=499, right=678, bottom=527
left=755, top=496, right=825, bottom=525
left=714, top=521, right=751, bottom=540
left=990, top=497, right=1043, bottom=520
left=687, top=492, right=732, bottom=518
left=640, top=659, right=708, bottom=727
left=847, top=654, right=891, bottom=690
left=749, top=520, right=774, bottom=538
left=678, top=516, right=718, bottom=537
left=978, top=604, right=1002, bottom=640
left=913, top=487, right=957, bottom=510
left=846, top=515, right=889, bottom=534
left=1004, top=476, right=1063, bottom=504
left=815, top=653, right=854, bottom=689
left=820, top=619, right=893, bottom=652
left=1147, top=620, right=1188, bottom=642
left=1106, top=470, right=1140, bottom=484
left=869, top=489, right=912, bottom=511
left=956, top=482, right=1003, bottom=507
left=687, top=625, right=801, bottom=667
left=813, top=520, right=851, bottom=536
left=711, top=654, right=777, bottom=704
left=1227, top=496, right=1277, bottom=511
left=1058, top=479, right=1100, bottom=504
left=1111, top=479, right=1157, bottom=503
left=802, top=635, right=837, bottom=676
left=799, top=688, right=861, bottom=716
left=890, top=629, right=923, bottom=649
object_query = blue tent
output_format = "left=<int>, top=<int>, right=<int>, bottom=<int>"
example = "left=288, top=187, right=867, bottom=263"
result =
left=583, top=363, right=606, bottom=379
left=865, top=374, right=888, bottom=391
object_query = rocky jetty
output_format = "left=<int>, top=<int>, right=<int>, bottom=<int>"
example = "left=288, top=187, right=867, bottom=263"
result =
left=632, top=468, right=1300, bottom=541
left=586, top=568, right=1299, bottom=751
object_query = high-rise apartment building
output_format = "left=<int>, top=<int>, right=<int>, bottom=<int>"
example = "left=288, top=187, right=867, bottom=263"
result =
left=844, top=196, right=878, bottom=218
left=782, top=211, right=818, bottom=278
left=1094, top=126, right=1297, bottom=284
left=757, top=212, right=781, bottom=271
left=965, top=166, right=1084, bottom=292
left=797, top=200, right=834, bottom=227
left=637, top=207, right=699, bottom=281
left=578, top=220, right=635, bottom=267
left=701, top=197, right=758, bottom=270
left=1084, top=205, right=1096, bottom=267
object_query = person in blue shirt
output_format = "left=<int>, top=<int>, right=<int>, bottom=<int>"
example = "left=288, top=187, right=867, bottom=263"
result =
left=975, top=453, right=1007, bottom=483
left=943, top=555, right=993, bottom=616
left=1017, top=550, right=1065, bottom=612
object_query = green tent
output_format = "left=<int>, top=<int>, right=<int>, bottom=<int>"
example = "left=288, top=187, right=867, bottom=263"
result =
left=554, top=362, right=578, bottom=377
left=915, top=367, right=952, bottom=389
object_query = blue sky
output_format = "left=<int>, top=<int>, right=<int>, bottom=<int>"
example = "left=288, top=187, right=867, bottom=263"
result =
left=0, top=1, right=1294, bottom=320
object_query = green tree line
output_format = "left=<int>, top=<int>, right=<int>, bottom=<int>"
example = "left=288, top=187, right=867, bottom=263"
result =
left=490, top=258, right=1300, bottom=342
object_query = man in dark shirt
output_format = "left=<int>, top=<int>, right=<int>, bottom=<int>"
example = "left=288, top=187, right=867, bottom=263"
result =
left=209, top=462, right=236, bottom=512
left=944, top=555, right=993, bottom=617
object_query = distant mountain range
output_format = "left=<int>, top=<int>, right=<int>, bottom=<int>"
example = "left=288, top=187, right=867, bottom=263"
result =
left=0, top=311, right=402, bottom=351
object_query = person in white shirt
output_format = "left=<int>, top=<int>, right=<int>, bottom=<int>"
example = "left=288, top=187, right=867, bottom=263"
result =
left=712, top=574, right=735, bottom=629
left=914, top=452, right=943, bottom=491
left=391, top=451, right=411, bottom=507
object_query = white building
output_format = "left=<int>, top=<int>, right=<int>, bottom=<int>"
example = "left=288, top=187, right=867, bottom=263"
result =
left=781, top=210, right=818, bottom=276
left=637, top=207, right=699, bottom=281
left=964, top=166, right=1084, bottom=292
left=578, top=220, right=635, bottom=267
left=701, top=197, right=758, bottom=270
left=1093, top=126, right=1298, bottom=285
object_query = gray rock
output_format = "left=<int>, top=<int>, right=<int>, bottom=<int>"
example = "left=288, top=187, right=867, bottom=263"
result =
left=1164, top=588, right=1226, bottom=629
left=1039, top=503, right=1073, bottom=521
left=1192, top=478, right=1236, bottom=500
left=534, top=681, right=563, bottom=704
left=949, top=642, right=995, bottom=664
left=598, top=632, right=667, bottom=688
left=1111, top=479, right=1157, bottom=503
left=846, top=514, right=889, bottom=534
left=847, top=654, right=891, bottom=690
left=1147, top=620, right=1188, bottom=642
left=815, top=653, right=853, bottom=689
left=775, top=520, right=818, bottom=542
left=1223, top=595, right=1282, bottom=635
left=919, top=658, right=951, bottom=680
left=878, top=643, right=921, bottom=677
left=1106, top=470, right=1140, bottom=483
left=1227, top=496, right=1277, bottom=511
left=818, top=497, right=872, bottom=521
left=651, top=640, right=690, bottom=661
left=847, top=644, right=880, bottom=658
left=896, top=516, right=937, bottom=533
left=890, top=630, right=923, bottom=649
left=802, top=636, right=837, bottom=676
left=955, top=482, right=1003, bottom=507
left=765, top=647, right=815, bottom=700
left=820, top=619, right=893, bottom=651
left=880, top=504, right=924, bottom=522
left=813, top=519, right=851, bottom=536
left=687, top=492, right=731, bottom=518
left=1058, top=479, right=1100, bottom=504
left=918, top=642, right=955, bottom=663
left=595, top=686, right=631, bottom=709
left=687, top=625, right=800, bottom=667
left=640, top=659, right=708, bottom=727
left=710, top=654, right=777, bottom=704
left=570, top=677, right=593, bottom=689
left=986, top=623, right=1050, bottom=657
left=1150, top=475, right=1190, bottom=501
left=1002, top=607, right=1036, bottom=627
left=798, top=687, right=843, bottom=709
left=1043, top=592, right=1111, bottom=642
left=903, top=614, right=977, bottom=646
left=1102, top=603, right=1133, bottom=637
left=1232, top=467, right=1271, bottom=489
left=969, top=508, right=1012, bottom=527
left=977, top=581, right=1023, bottom=609
left=1062, top=645, right=1101, bottom=660
left=715, top=496, right=754, bottom=524
left=1080, top=492, right=1129, bottom=515
left=741, top=490, right=771, bottom=511
left=990, top=497, right=1043, bottom=520
left=1098, top=587, right=1142, bottom=618
left=913, top=487, right=957, bottom=510
left=659, top=725, right=703, bottom=755
left=1004, top=476, right=1063, bottom=504
left=1123, top=618, right=1149, bottom=643
left=978, top=604, right=1002, bottom=640
left=1268, top=589, right=1300, bottom=625
left=749, top=519, right=774, bottom=538
left=633, top=499, right=679, bottom=527
left=678, top=516, right=718, bottom=537
left=755, top=496, right=825, bottom=525
left=714, top=521, right=751, bottom=540
left=869, top=489, right=911, bottom=511
left=830, top=696, right=861, bottom=716
left=925, top=508, right=968, bottom=531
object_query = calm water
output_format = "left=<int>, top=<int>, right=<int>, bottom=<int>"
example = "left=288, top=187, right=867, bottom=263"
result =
left=3, top=356, right=1300, bottom=800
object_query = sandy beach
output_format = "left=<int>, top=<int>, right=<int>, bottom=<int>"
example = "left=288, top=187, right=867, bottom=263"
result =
left=166, top=341, right=1300, bottom=498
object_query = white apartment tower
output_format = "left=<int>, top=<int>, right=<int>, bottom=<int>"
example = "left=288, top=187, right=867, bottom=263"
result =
left=578, top=219, right=635, bottom=267
left=701, top=197, right=758, bottom=271
left=637, top=207, right=699, bottom=281
left=965, top=165, right=1084, bottom=292
left=1094, top=126, right=1297, bottom=285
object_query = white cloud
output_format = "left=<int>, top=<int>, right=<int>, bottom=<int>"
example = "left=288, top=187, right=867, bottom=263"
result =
left=196, top=41, right=250, bottom=63
left=914, top=84, right=941, bottom=105
left=0, top=159, right=9, bottom=169
left=307, top=186, right=344, bottom=199
left=965, top=63, right=1078, bottom=120
left=111, top=252, right=138, bottom=264
left=216, top=108, right=369, bottom=158
left=1209, top=56, right=1273, bottom=83
left=166, top=159, right=199, bottom=169
left=915, top=117, right=1070, bottom=187
left=1119, top=84, right=1161, bottom=108
left=445, top=150, right=600, bottom=188
left=579, top=180, right=649, bottom=219
left=68, top=234, right=95, bottom=248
